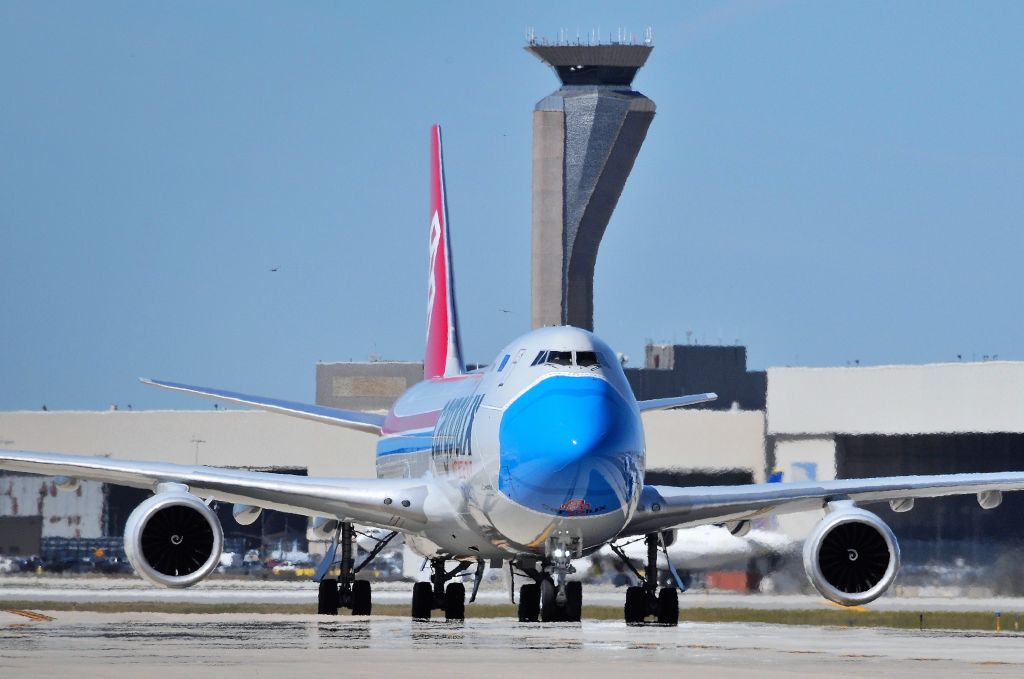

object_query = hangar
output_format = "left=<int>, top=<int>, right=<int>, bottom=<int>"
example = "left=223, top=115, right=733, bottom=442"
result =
left=768, top=360, right=1024, bottom=563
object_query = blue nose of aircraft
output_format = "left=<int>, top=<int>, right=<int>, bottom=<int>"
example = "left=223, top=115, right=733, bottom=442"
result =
left=498, top=376, right=643, bottom=517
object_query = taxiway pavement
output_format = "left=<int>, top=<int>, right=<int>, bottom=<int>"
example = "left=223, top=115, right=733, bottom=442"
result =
left=2, top=610, right=1023, bottom=678
left=3, top=576, right=1024, bottom=613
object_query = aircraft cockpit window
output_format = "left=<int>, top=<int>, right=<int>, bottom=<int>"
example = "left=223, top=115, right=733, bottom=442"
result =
left=576, top=351, right=600, bottom=367
left=546, top=350, right=573, bottom=366
left=531, top=351, right=547, bottom=366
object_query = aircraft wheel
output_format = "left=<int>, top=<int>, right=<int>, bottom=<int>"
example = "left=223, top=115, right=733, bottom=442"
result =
left=624, top=586, right=645, bottom=624
left=411, top=581, right=433, bottom=620
left=540, top=578, right=562, bottom=622
left=352, top=579, right=372, bottom=616
left=656, top=587, right=679, bottom=626
left=518, top=583, right=540, bottom=622
left=317, top=578, right=339, bottom=615
left=444, top=582, right=466, bottom=621
left=564, top=581, right=582, bottom=622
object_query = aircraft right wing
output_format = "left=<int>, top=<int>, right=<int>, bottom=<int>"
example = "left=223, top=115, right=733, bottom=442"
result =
left=623, top=472, right=1024, bottom=537
left=142, top=379, right=384, bottom=434
left=0, top=450, right=433, bottom=531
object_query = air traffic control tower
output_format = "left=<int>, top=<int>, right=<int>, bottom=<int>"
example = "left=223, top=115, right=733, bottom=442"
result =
left=527, top=38, right=655, bottom=330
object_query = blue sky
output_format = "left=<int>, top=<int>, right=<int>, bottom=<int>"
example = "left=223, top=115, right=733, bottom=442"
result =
left=1, top=1, right=1022, bottom=410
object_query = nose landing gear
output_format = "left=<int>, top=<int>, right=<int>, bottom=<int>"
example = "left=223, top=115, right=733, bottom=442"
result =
left=513, top=534, right=584, bottom=623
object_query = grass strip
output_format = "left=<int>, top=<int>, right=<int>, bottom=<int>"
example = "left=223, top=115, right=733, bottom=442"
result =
left=1, top=599, right=1018, bottom=631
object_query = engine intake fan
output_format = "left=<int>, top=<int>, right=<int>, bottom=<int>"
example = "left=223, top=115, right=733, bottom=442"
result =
left=803, top=505, right=900, bottom=606
left=124, top=490, right=224, bottom=588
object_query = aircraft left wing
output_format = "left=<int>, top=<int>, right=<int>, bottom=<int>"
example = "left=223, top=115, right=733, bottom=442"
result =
left=0, top=450, right=432, bottom=531
left=142, top=379, right=384, bottom=434
left=623, top=472, right=1024, bottom=536
left=637, top=392, right=717, bottom=412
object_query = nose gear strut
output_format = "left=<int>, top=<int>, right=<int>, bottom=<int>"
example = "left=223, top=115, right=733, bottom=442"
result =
left=510, top=533, right=584, bottom=623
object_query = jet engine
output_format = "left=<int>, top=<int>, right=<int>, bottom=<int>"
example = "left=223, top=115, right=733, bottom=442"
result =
left=124, top=490, right=224, bottom=588
left=802, top=505, right=900, bottom=606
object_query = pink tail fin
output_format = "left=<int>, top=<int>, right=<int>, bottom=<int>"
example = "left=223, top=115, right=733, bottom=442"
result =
left=424, top=124, right=464, bottom=380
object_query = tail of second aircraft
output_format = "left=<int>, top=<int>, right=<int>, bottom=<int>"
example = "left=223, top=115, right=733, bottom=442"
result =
left=424, top=124, right=465, bottom=380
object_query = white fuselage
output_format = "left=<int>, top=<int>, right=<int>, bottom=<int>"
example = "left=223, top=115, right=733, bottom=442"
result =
left=375, top=326, right=646, bottom=562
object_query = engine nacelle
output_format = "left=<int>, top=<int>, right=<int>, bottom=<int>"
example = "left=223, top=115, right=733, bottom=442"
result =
left=803, top=506, right=900, bottom=606
left=124, top=491, right=224, bottom=588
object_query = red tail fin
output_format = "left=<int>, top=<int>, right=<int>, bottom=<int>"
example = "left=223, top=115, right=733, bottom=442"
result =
left=424, top=125, right=464, bottom=380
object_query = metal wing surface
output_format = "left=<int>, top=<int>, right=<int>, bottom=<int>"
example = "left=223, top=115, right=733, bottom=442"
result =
left=142, top=379, right=384, bottom=434
left=0, top=450, right=432, bottom=531
left=636, top=392, right=717, bottom=412
left=624, top=472, right=1024, bottom=536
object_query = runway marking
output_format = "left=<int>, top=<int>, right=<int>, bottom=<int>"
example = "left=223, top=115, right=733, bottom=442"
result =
left=4, top=609, right=55, bottom=623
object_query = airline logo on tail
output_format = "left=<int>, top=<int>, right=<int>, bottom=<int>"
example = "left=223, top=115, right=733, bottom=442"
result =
left=424, top=124, right=464, bottom=380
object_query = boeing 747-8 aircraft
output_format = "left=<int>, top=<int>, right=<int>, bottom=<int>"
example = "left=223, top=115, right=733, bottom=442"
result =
left=6, top=126, right=1024, bottom=625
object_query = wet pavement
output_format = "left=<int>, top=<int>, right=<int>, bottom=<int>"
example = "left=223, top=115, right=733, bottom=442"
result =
left=2, top=611, right=1024, bottom=678
left=4, top=576, right=1024, bottom=612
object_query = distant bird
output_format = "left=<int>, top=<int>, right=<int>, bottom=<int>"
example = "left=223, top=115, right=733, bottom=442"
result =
left=270, top=266, right=280, bottom=272
left=499, top=308, right=511, bottom=314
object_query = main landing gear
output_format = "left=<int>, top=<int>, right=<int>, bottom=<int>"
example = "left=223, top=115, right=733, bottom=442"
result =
left=316, top=522, right=397, bottom=616
left=411, top=558, right=484, bottom=621
left=611, top=533, right=681, bottom=626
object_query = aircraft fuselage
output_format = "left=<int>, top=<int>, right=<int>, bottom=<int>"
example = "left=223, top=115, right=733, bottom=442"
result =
left=376, top=325, right=645, bottom=561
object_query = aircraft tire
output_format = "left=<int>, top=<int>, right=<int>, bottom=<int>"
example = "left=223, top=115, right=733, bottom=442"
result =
left=352, top=579, right=372, bottom=616
left=444, top=582, right=466, bottom=621
left=518, top=583, right=540, bottom=622
left=564, top=581, right=582, bottom=622
left=317, top=578, right=339, bottom=616
left=540, top=578, right=562, bottom=622
left=656, top=587, right=679, bottom=626
left=624, top=586, right=645, bottom=624
left=411, top=581, right=433, bottom=620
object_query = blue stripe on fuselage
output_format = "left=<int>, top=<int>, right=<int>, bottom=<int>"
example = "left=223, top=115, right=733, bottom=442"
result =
left=376, top=431, right=433, bottom=457
left=498, top=375, right=642, bottom=517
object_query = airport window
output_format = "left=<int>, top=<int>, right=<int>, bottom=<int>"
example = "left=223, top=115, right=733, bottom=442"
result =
left=546, top=351, right=572, bottom=366
left=576, top=351, right=599, bottom=367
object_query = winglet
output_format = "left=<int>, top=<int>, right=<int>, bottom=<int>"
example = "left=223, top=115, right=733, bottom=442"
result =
left=424, top=124, right=465, bottom=380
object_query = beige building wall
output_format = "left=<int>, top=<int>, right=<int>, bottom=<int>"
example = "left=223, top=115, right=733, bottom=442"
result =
left=772, top=435, right=838, bottom=539
left=768, top=361, right=1024, bottom=436
left=641, top=409, right=767, bottom=483
left=0, top=410, right=379, bottom=479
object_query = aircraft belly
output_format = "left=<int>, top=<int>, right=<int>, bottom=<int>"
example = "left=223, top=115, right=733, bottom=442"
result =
left=483, top=491, right=628, bottom=554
